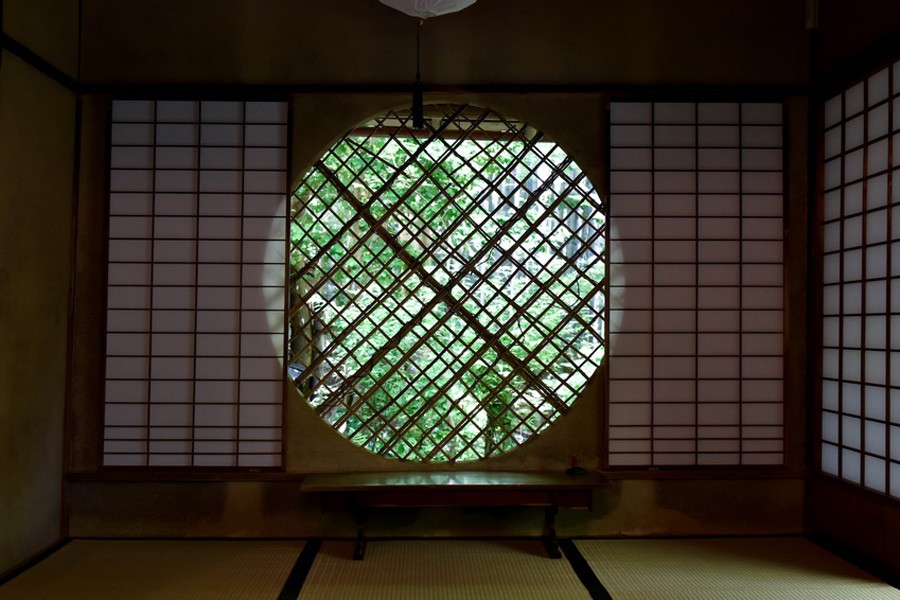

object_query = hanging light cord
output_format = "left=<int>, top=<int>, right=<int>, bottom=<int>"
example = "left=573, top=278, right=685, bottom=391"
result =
left=413, top=18, right=425, bottom=128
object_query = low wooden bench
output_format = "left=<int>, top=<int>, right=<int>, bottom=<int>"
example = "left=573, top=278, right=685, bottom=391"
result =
left=301, top=470, right=607, bottom=560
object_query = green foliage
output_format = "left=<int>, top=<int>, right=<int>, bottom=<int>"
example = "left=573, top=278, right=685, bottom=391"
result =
left=289, top=107, right=606, bottom=463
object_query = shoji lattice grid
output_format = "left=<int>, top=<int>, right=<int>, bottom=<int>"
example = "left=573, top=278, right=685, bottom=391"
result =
left=608, top=101, right=785, bottom=467
left=821, top=62, right=900, bottom=497
left=104, top=100, right=288, bottom=467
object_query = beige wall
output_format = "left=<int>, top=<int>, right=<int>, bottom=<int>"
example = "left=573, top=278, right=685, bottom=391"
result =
left=80, top=0, right=808, bottom=86
left=0, top=51, right=76, bottom=573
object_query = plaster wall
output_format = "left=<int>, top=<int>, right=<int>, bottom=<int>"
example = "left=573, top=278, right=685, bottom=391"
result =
left=0, top=52, right=76, bottom=574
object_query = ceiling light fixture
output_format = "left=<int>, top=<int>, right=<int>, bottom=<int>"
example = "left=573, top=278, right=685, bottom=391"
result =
left=379, top=0, right=478, bottom=128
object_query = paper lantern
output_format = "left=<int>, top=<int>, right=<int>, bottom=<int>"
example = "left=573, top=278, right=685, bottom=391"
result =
left=379, top=0, right=477, bottom=19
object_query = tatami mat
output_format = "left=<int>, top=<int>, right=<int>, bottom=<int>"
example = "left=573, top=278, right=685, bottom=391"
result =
left=297, top=540, right=591, bottom=600
left=0, top=540, right=302, bottom=600
left=575, top=537, right=900, bottom=600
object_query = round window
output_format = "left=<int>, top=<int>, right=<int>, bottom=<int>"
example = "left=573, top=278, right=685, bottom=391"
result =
left=289, top=104, right=605, bottom=462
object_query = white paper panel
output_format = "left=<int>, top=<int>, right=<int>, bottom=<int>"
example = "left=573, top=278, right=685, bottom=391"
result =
left=110, top=193, right=152, bottom=215
left=698, top=148, right=739, bottom=170
left=868, top=173, right=888, bottom=208
left=200, top=124, right=242, bottom=146
left=107, top=286, right=151, bottom=309
left=843, top=248, right=863, bottom=281
left=823, top=158, right=842, bottom=190
left=240, top=309, right=283, bottom=333
left=153, top=240, right=196, bottom=263
left=823, top=284, right=840, bottom=314
left=239, top=404, right=281, bottom=427
left=845, top=82, right=866, bottom=115
left=202, top=101, right=243, bottom=123
left=240, top=381, right=282, bottom=401
left=698, top=103, right=739, bottom=124
left=243, top=218, right=285, bottom=241
left=610, top=171, right=652, bottom=193
left=610, top=124, right=652, bottom=147
left=845, top=115, right=865, bottom=150
left=155, top=170, right=198, bottom=193
left=610, top=102, right=651, bottom=123
left=156, top=124, right=198, bottom=146
left=105, top=380, right=149, bottom=403
left=107, top=356, right=149, bottom=379
left=106, top=333, right=150, bottom=355
left=824, top=127, right=842, bottom=160
left=154, top=100, right=197, bottom=122
left=842, top=315, right=861, bottom=348
left=610, top=148, right=651, bottom=170
left=865, top=456, right=887, bottom=493
left=112, top=100, right=154, bottom=122
left=697, top=333, right=740, bottom=356
left=654, top=125, right=695, bottom=147
left=653, top=333, right=695, bottom=355
left=112, top=123, right=154, bottom=146
left=821, top=442, right=839, bottom=475
left=201, top=147, right=242, bottom=170
left=654, top=102, right=695, bottom=123
left=152, top=271, right=197, bottom=298
left=245, top=101, right=288, bottom=123
left=151, top=357, right=193, bottom=379
left=866, top=144, right=889, bottom=183
left=868, top=68, right=890, bottom=105
left=245, top=124, right=288, bottom=147
left=110, top=169, right=154, bottom=192
left=196, top=357, right=239, bottom=379
left=697, top=380, right=740, bottom=403
left=654, top=148, right=695, bottom=169
left=741, top=103, right=781, bottom=125
left=843, top=149, right=864, bottom=183
left=742, top=126, right=781, bottom=147
left=244, top=147, right=287, bottom=170
left=698, top=171, right=739, bottom=193
left=153, top=216, right=195, bottom=239
left=609, top=384, right=651, bottom=409
left=111, top=147, right=154, bottom=169
left=659, top=194, right=700, bottom=216
left=245, top=171, right=286, bottom=194
left=609, top=101, right=784, bottom=467
left=652, top=358, right=694, bottom=380
left=105, top=403, right=147, bottom=426
left=199, top=170, right=242, bottom=193
left=824, top=95, right=842, bottom=128
left=195, top=381, right=238, bottom=402
left=844, top=182, right=863, bottom=214
left=698, top=125, right=739, bottom=147
left=868, top=104, right=890, bottom=141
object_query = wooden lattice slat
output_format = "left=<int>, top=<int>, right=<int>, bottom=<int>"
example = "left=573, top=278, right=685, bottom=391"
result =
left=289, top=104, right=605, bottom=462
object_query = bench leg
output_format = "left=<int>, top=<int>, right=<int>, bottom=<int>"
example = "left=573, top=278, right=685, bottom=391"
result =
left=541, top=505, right=562, bottom=559
left=354, top=507, right=367, bottom=560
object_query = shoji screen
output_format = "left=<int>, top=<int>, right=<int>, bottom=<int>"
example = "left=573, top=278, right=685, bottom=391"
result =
left=608, top=101, right=785, bottom=467
left=104, top=100, right=288, bottom=467
left=821, top=62, right=900, bottom=497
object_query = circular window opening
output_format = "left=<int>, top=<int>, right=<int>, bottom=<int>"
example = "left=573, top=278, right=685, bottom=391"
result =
left=289, top=104, right=605, bottom=462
